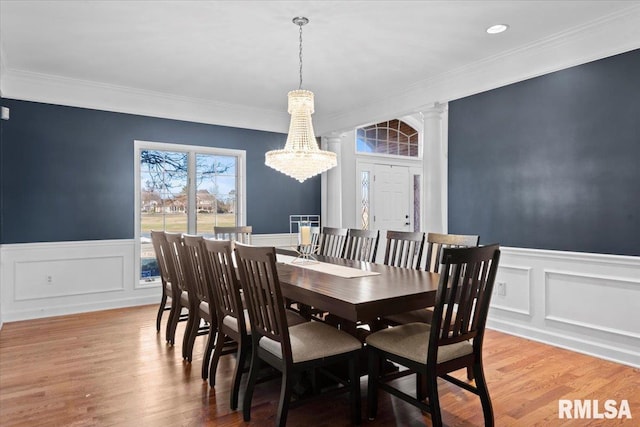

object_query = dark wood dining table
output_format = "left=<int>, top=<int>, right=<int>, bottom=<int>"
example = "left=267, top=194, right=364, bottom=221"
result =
left=275, top=252, right=441, bottom=332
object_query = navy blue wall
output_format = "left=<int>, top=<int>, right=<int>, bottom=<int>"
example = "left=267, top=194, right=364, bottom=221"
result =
left=448, top=49, right=640, bottom=256
left=0, top=99, right=320, bottom=243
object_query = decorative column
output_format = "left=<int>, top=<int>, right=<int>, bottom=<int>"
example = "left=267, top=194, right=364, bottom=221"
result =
left=422, top=103, right=447, bottom=234
left=321, top=134, right=343, bottom=228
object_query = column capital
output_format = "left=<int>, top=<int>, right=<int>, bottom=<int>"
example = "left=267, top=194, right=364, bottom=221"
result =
left=322, top=133, right=346, bottom=144
left=420, top=102, right=447, bottom=120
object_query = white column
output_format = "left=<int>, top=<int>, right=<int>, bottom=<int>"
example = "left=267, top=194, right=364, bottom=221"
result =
left=322, top=135, right=343, bottom=228
left=422, top=103, right=447, bottom=234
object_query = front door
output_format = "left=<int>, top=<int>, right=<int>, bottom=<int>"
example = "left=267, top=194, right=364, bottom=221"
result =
left=372, top=164, right=411, bottom=232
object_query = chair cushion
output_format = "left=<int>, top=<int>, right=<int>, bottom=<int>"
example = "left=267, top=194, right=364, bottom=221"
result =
left=365, top=322, right=472, bottom=364
left=259, top=321, right=362, bottom=363
left=199, top=301, right=210, bottom=316
left=180, top=291, right=189, bottom=306
left=285, top=309, right=308, bottom=326
left=223, top=310, right=251, bottom=334
left=223, top=309, right=307, bottom=335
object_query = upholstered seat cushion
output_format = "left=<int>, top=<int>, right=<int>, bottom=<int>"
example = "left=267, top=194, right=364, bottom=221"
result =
left=259, top=321, right=362, bottom=363
left=199, top=301, right=210, bottom=315
left=365, top=322, right=472, bottom=364
left=223, top=309, right=308, bottom=335
left=180, top=291, right=189, bottom=305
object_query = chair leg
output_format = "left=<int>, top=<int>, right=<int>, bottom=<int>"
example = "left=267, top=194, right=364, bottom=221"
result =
left=230, top=342, right=248, bottom=410
left=156, top=293, right=167, bottom=332
left=242, top=348, right=261, bottom=422
left=467, top=366, right=475, bottom=380
left=165, top=303, right=182, bottom=345
left=367, top=349, right=380, bottom=420
left=349, top=353, right=362, bottom=425
left=182, top=313, right=198, bottom=361
left=426, top=373, right=442, bottom=427
left=275, top=368, right=293, bottom=427
left=201, top=328, right=216, bottom=380
left=416, top=372, right=427, bottom=401
left=208, top=331, right=224, bottom=388
left=473, top=362, right=494, bottom=427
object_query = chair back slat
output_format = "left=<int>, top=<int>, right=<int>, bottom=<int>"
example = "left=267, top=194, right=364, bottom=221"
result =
left=165, top=232, right=189, bottom=293
left=202, top=239, right=244, bottom=328
left=182, top=235, right=210, bottom=304
left=429, top=245, right=500, bottom=360
left=318, top=227, right=348, bottom=257
left=150, top=230, right=174, bottom=285
left=383, top=230, right=425, bottom=269
left=235, top=244, right=291, bottom=358
left=344, top=229, right=379, bottom=262
left=213, top=226, right=252, bottom=244
left=424, top=232, right=479, bottom=273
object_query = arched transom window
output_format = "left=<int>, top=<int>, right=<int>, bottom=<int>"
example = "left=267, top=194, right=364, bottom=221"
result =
left=356, top=119, right=419, bottom=157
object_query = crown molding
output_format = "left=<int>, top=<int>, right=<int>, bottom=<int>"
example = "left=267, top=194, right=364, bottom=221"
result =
left=0, top=68, right=289, bottom=133
left=2, top=5, right=639, bottom=136
left=315, top=4, right=640, bottom=135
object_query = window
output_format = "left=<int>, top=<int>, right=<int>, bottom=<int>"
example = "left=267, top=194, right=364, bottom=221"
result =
left=135, top=140, right=246, bottom=285
left=356, top=119, right=419, bottom=157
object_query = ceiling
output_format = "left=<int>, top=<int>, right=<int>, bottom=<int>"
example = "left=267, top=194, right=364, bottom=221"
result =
left=1, top=1, right=640, bottom=133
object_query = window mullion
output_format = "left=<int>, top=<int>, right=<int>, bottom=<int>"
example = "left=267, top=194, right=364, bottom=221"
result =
left=187, top=152, right=197, bottom=234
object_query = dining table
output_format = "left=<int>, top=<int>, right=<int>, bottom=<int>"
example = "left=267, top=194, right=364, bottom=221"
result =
left=275, top=250, right=441, bottom=336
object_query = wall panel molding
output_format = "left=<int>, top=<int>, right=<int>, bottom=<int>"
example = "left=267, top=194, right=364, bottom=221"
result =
left=491, top=264, right=532, bottom=316
left=487, top=247, right=640, bottom=368
left=544, top=269, right=640, bottom=340
left=1, top=239, right=155, bottom=322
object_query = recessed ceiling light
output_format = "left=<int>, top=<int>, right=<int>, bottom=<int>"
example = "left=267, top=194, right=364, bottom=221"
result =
left=486, top=24, right=509, bottom=34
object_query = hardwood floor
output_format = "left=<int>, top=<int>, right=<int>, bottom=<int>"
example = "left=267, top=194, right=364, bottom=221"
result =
left=1, top=305, right=638, bottom=426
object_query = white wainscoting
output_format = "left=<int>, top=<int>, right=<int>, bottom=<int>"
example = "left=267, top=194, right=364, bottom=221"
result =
left=0, top=239, right=153, bottom=322
left=2, top=239, right=638, bottom=367
left=0, top=234, right=292, bottom=325
left=488, top=247, right=640, bottom=368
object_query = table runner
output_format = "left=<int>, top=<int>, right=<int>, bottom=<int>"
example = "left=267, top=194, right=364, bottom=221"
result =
left=276, top=254, right=381, bottom=279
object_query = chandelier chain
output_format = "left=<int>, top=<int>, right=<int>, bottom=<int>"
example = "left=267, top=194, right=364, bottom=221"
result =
left=298, top=22, right=304, bottom=89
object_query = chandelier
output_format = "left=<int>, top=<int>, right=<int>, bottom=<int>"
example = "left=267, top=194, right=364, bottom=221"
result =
left=265, top=17, right=337, bottom=183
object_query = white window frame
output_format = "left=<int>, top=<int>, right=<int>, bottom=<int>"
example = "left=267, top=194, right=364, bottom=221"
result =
left=133, top=139, right=246, bottom=288
left=354, top=116, right=423, bottom=161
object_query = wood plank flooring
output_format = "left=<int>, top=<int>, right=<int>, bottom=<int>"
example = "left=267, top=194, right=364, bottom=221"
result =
left=0, top=305, right=638, bottom=426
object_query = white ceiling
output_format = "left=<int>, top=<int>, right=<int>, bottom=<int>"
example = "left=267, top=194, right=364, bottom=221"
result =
left=1, top=1, right=640, bottom=133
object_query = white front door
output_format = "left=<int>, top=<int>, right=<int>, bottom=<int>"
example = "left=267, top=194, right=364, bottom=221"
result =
left=372, top=164, right=411, bottom=232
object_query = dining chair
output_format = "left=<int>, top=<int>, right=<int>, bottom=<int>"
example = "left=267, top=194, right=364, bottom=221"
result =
left=163, top=232, right=192, bottom=346
left=424, top=233, right=480, bottom=272
left=318, top=226, right=348, bottom=258
left=150, top=230, right=174, bottom=333
left=343, top=229, right=379, bottom=262
left=213, top=225, right=252, bottom=244
left=181, top=235, right=215, bottom=365
left=383, top=230, right=425, bottom=269
left=235, top=243, right=362, bottom=426
left=385, top=232, right=480, bottom=325
left=202, top=239, right=308, bottom=409
left=201, top=238, right=249, bottom=408
left=366, top=244, right=501, bottom=426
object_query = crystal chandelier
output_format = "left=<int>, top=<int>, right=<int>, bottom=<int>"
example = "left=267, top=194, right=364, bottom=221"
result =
left=265, top=17, right=337, bottom=183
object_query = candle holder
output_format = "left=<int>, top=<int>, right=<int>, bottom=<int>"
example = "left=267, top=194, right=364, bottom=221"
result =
left=292, top=220, right=319, bottom=264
